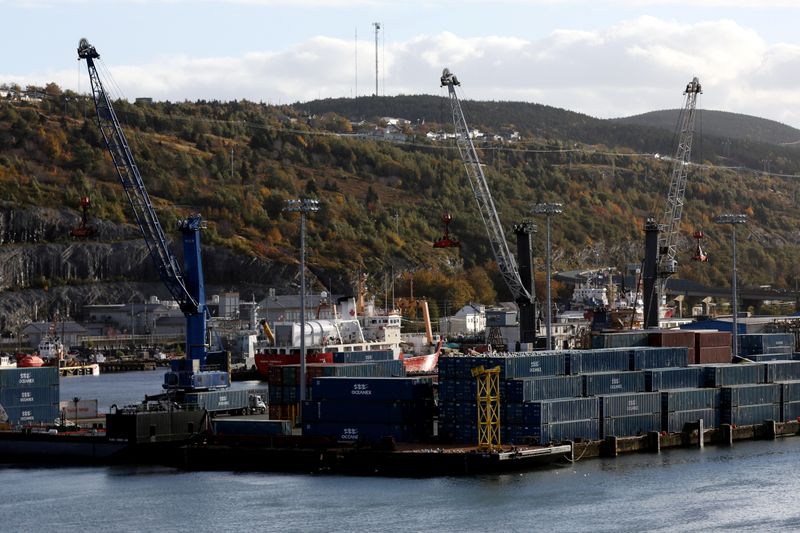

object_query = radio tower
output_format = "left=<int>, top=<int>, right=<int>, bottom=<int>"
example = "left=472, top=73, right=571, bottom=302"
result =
left=373, top=22, right=381, bottom=96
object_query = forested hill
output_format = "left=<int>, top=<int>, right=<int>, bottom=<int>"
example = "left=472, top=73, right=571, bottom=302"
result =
left=2, top=84, right=800, bottom=329
left=614, top=109, right=800, bottom=146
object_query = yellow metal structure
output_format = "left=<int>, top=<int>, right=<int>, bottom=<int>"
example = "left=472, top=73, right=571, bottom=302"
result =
left=471, top=365, right=501, bottom=452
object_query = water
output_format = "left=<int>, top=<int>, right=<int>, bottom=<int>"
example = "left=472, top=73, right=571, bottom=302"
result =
left=0, top=372, right=797, bottom=532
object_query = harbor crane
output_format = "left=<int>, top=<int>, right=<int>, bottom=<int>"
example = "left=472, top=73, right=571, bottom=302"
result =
left=78, top=38, right=229, bottom=391
left=441, top=68, right=538, bottom=345
left=642, top=77, right=702, bottom=328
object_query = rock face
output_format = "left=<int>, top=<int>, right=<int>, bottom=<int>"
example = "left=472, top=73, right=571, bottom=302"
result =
left=0, top=205, right=299, bottom=331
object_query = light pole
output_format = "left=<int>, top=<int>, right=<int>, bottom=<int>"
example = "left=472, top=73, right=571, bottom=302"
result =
left=533, top=203, right=563, bottom=351
left=284, top=198, right=319, bottom=405
left=715, top=214, right=747, bottom=358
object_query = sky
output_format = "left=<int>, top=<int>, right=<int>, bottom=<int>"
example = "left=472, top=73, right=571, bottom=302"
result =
left=3, top=0, right=800, bottom=127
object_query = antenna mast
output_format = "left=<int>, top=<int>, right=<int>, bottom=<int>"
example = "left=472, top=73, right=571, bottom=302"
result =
left=373, top=22, right=381, bottom=96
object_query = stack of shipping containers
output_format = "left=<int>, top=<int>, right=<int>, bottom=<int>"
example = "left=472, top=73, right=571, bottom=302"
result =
left=0, top=367, right=59, bottom=426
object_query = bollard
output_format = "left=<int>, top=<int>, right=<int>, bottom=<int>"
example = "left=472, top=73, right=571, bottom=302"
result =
left=721, top=423, right=734, bottom=446
left=698, top=418, right=704, bottom=449
left=604, top=435, right=618, bottom=458
left=765, top=419, right=777, bottom=440
left=647, top=431, right=661, bottom=453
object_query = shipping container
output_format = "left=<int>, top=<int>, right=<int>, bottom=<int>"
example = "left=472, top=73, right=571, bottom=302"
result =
left=695, top=346, right=731, bottom=364
left=694, top=331, right=732, bottom=349
left=0, top=367, right=59, bottom=388
left=0, top=404, right=59, bottom=426
left=302, top=421, right=430, bottom=442
left=721, top=384, right=781, bottom=406
left=649, top=330, right=695, bottom=348
left=782, top=401, right=800, bottom=422
left=703, top=364, right=764, bottom=387
left=526, top=397, right=599, bottom=424
left=504, top=376, right=582, bottom=403
left=59, top=399, right=99, bottom=420
left=489, top=352, right=567, bottom=378
left=592, top=331, right=650, bottom=349
left=630, top=347, right=688, bottom=370
left=601, top=413, right=661, bottom=438
left=763, top=361, right=800, bottom=383
left=183, top=388, right=268, bottom=412
left=331, top=350, right=395, bottom=363
left=781, top=381, right=800, bottom=403
left=720, top=403, right=780, bottom=426
left=213, top=417, right=292, bottom=436
left=661, top=388, right=720, bottom=412
left=311, top=377, right=433, bottom=402
left=599, top=392, right=661, bottom=418
left=663, top=408, right=719, bottom=433
left=582, top=371, right=645, bottom=396
left=505, top=419, right=599, bottom=445
left=740, top=353, right=791, bottom=362
left=0, top=385, right=59, bottom=408
left=739, top=334, right=795, bottom=356
left=645, top=367, right=705, bottom=391
left=566, top=349, right=631, bottom=375
left=303, top=398, right=434, bottom=424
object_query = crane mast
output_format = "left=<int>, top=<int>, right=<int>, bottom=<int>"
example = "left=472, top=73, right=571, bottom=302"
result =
left=643, top=76, right=701, bottom=328
left=441, top=69, right=537, bottom=346
left=441, top=69, right=532, bottom=303
left=78, top=38, right=227, bottom=390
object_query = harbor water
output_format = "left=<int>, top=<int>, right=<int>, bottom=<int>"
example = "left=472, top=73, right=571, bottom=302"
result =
left=0, top=372, right=796, bottom=532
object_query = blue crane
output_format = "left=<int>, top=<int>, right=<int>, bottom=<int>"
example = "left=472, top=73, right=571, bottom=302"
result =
left=78, top=38, right=229, bottom=391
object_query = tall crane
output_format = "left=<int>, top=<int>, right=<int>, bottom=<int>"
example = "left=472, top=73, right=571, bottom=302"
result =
left=441, top=68, right=537, bottom=345
left=78, top=38, right=229, bottom=390
left=643, top=77, right=702, bottom=328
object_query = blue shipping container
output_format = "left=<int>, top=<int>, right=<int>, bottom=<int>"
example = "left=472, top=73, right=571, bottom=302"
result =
left=721, top=403, right=780, bottom=426
left=600, top=392, right=661, bottom=418
left=582, top=371, right=645, bottom=396
left=2, top=404, right=60, bottom=425
left=601, top=413, right=661, bottom=438
left=781, top=381, right=800, bottom=403
left=504, top=376, right=582, bottom=403
left=662, top=388, right=720, bottom=412
left=645, top=367, right=705, bottom=391
left=782, top=401, right=800, bottom=422
left=721, top=384, right=781, bottom=406
left=739, top=334, right=794, bottom=356
left=0, top=385, right=59, bottom=408
left=311, top=377, right=433, bottom=402
left=331, top=350, right=395, bottom=363
left=703, top=364, right=764, bottom=387
left=630, top=347, right=688, bottom=370
left=213, top=418, right=292, bottom=436
left=663, top=408, right=720, bottom=433
left=527, top=397, right=599, bottom=424
left=0, top=367, right=59, bottom=388
left=303, top=422, right=429, bottom=442
left=764, top=361, right=800, bottom=383
left=567, top=349, right=633, bottom=375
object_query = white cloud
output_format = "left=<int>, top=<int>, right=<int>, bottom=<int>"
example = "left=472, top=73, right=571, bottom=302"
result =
left=6, top=15, right=800, bottom=127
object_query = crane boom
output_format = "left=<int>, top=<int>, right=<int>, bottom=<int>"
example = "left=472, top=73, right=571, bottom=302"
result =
left=643, top=76, right=701, bottom=328
left=78, top=38, right=226, bottom=389
left=441, top=69, right=532, bottom=303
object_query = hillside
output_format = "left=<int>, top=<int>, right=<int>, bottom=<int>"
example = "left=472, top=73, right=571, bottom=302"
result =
left=2, top=87, right=800, bottom=333
left=614, top=109, right=800, bottom=146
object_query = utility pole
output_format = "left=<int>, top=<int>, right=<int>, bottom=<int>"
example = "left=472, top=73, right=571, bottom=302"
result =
left=373, top=22, right=381, bottom=96
left=715, top=214, right=747, bottom=358
left=534, top=203, right=563, bottom=350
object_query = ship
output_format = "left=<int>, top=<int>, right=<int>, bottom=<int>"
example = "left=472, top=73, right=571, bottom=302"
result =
left=254, top=296, right=440, bottom=378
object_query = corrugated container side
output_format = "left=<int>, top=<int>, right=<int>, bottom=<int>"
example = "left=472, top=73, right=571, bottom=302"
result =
left=721, top=403, right=780, bottom=426
left=530, top=419, right=600, bottom=444
left=601, top=413, right=661, bottom=438
left=739, top=334, right=794, bottom=356
left=528, top=397, right=599, bottom=424
left=504, top=376, right=582, bottom=403
left=0, top=367, right=59, bottom=388
left=782, top=401, right=800, bottom=422
left=0, top=385, right=59, bottom=408
left=703, top=364, right=765, bottom=387
left=582, top=371, right=645, bottom=396
left=493, top=352, right=567, bottom=378
left=310, top=377, right=433, bottom=402
left=780, top=381, right=800, bottom=403
left=303, top=399, right=434, bottom=424
left=630, top=347, right=688, bottom=370
left=331, top=350, right=395, bottom=363
left=721, top=384, right=782, bottom=406
left=694, top=331, right=732, bottom=349
left=593, top=331, right=650, bottom=349
left=662, top=388, right=720, bottom=412
left=600, top=392, right=661, bottom=417
left=567, top=349, right=631, bottom=375
left=2, top=404, right=60, bottom=425
left=743, top=353, right=792, bottom=362
left=213, top=418, right=292, bottom=436
left=764, top=361, right=800, bottom=383
left=303, top=422, right=430, bottom=442
left=663, top=408, right=720, bottom=432
left=645, top=367, right=705, bottom=391
left=696, top=346, right=731, bottom=364
left=649, top=330, right=695, bottom=348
